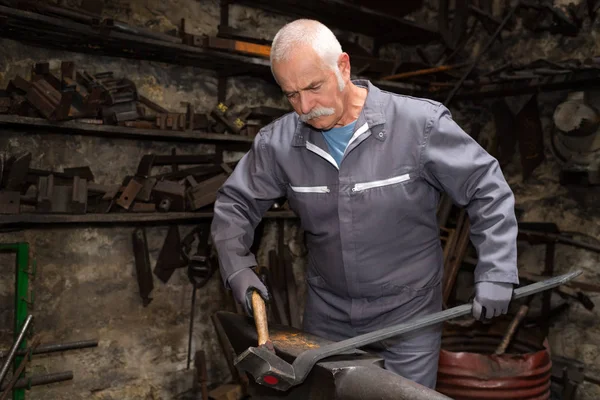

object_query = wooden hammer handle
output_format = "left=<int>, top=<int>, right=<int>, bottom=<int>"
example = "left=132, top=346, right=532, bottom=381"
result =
left=251, top=290, right=270, bottom=346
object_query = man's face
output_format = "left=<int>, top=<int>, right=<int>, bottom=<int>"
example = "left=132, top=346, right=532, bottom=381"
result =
left=272, top=45, right=349, bottom=130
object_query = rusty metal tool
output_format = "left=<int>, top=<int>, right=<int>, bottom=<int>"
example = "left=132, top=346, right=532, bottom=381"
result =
left=235, top=270, right=583, bottom=392
left=0, top=315, right=32, bottom=386
left=495, top=304, right=529, bottom=355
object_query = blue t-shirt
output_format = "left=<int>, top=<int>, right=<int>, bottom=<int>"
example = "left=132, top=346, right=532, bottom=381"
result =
left=321, top=120, right=357, bottom=167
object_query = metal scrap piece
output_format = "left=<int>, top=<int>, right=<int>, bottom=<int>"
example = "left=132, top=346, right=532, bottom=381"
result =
left=36, top=175, right=53, bottom=212
left=132, top=228, right=154, bottom=307
left=6, top=75, right=30, bottom=94
left=4, top=152, right=31, bottom=190
left=491, top=99, right=517, bottom=166
left=71, top=176, right=87, bottom=214
left=135, top=177, right=157, bottom=202
left=438, top=0, right=470, bottom=50
left=131, top=202, right=156, bottom=213
left=186, top=173, right=228, bottom=210
left=156, top=113, right=187, bottom=131
left=0, top=191, right=20, bottom=214
left=153, top=225, right=185, bottom=283
left=63, top=166, right=95, bottom=181
left=516, top=94, right=545, bottom=180
left=211, top=102, right=246, bottom=134
left=116, top=178, right=143, bottom=210
left=152, top=180, right=185, bottom=211
left=26, top=78, right=73, bottom=120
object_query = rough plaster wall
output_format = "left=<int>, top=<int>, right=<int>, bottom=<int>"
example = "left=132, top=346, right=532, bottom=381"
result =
left=0, top=1, right=293, bottom=399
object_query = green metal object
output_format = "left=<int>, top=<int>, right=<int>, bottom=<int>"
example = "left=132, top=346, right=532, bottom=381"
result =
left=0, top=243, right=32, bottom=400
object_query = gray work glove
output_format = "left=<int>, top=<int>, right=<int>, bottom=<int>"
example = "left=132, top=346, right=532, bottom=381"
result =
left=472, top=281, right=514, bottom=320
left=228, top=268, right=270, bottom=317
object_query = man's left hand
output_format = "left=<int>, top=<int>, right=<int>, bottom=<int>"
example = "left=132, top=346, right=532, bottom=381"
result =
left=472, top=281, right=513, bottom=320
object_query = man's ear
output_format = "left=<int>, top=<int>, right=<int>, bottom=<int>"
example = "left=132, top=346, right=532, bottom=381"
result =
left=338, top=53, right=351, bottom=80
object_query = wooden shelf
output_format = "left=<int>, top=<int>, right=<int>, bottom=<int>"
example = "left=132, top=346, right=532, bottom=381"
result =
left=0, top=210, right=297, bottom=227
left=0, top=115, right=255, bottom=145
left=228, top=0, right=438, bottom=45
left=0, top=5, right=272, bottom=74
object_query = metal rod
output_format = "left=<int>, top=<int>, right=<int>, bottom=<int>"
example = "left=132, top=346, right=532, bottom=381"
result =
left=495, top=305, right=529, bottom=355
left=187, top=285, right=197, bottom=370
left=519, top=229, right=600, bottom=253
left=444, top=2, right=520, bottom=106
left=381, top=63, right=469, bottom=81
left=0, top=315, right=32, bottom=385
left=0, top=371, right=73, bottom=391
left=0, top=339, right=98, bottom=359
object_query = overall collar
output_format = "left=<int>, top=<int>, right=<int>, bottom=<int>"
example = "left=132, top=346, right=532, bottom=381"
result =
left=292, top=79, right=387, bottom=147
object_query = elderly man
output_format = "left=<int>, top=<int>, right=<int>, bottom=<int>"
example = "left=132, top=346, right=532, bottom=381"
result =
left=210, top=19, right=519, bottom=388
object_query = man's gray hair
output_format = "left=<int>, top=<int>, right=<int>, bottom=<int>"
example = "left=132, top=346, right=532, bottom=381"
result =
left=270, top=19, right=345, bottom=91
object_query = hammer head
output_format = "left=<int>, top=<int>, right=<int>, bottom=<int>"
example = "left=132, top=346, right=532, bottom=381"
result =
left=234, top=345, right=296, bottom=391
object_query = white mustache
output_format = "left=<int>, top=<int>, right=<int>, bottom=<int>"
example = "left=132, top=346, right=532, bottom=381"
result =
left=299, top=107, right=335, bottom=122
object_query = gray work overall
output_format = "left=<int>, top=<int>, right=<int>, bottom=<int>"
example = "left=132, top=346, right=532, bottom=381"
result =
left=211, top=79, right=519, bottom=388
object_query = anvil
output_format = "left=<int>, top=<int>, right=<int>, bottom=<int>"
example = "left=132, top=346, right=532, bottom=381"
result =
left=213, top=311, right=452, bottom=400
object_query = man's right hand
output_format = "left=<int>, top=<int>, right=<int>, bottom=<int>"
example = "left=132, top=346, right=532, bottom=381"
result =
left=228, top=268, right=270, bottom=317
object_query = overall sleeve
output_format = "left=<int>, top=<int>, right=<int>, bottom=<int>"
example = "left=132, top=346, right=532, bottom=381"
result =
left=420, top=103, right=519, bottom=285
left=210, top=127, right=287, bottom=285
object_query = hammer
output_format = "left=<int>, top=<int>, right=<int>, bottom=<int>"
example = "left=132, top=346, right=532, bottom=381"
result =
left=251, top=290, right=275, bottom=354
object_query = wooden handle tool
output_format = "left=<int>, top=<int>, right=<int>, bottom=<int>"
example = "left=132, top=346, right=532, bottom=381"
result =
left=251, top=290, right=275, bottom=353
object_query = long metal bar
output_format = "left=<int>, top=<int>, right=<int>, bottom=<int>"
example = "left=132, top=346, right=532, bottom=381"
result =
left=519, top=229, right=600, bottom=253
left=382, top=63, right=469, bottom=82
left=0, top=371, right=73, bottom=391
left=0, top=315, right=32, bottom=385
left=0, top=339, right=98, bottom=358
left=291, top=270, right=582, bottom=383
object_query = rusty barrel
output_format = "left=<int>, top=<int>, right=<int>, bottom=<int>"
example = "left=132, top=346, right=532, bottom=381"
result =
left=436, top=322, right=552, bottom=400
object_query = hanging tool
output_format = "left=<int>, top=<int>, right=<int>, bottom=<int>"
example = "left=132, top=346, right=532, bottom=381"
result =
left=234, top=270, right=582, bottom=392
left=184, top=224, right=217, bottom=369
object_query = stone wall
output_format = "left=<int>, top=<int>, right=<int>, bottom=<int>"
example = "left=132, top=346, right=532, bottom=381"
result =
left=1, top=0, right=599, bottom=399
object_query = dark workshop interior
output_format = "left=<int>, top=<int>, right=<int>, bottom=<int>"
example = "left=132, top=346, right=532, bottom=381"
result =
left=1, top=0, right=600, bottom=399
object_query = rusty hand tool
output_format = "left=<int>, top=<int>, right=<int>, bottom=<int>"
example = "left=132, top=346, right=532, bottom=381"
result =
left=0, top=336, right=40, bottom=400
left=234, top=270, right=582, bottom=392
left=495, top=304, right=529, bottom=355
left=251, top=290, right=275, bottom=354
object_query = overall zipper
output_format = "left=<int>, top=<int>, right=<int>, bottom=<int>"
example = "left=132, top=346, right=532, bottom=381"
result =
left=290, top=185, right=331, bottom=193
left=352, top=173, right=411, bottom=192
